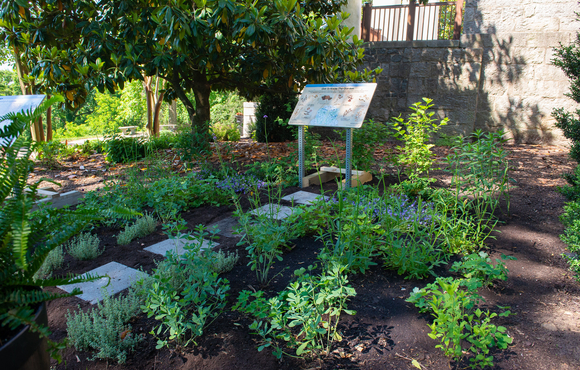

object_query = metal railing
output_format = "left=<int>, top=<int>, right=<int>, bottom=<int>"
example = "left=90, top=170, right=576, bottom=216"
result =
left=361, top=0, right=464, bottom=42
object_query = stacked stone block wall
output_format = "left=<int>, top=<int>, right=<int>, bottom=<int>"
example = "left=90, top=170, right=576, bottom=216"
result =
left=363, top=0, right=580, bottom=145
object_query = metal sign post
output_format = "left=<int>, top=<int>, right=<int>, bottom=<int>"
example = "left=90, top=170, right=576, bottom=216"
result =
left=288, top=83, right=377, bottom=190
left=344, top=128, right=353, bottom=188
left=298, top=125, right=305, bottom=187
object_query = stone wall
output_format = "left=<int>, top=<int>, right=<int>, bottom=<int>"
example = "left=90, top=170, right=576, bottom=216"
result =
left=363, top=0, right=580, bottom=145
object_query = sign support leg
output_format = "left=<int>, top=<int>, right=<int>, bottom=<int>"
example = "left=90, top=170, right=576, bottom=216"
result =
left=345, top=128, right=353, bottom=189
left=298, top=125, right=305, bottom=188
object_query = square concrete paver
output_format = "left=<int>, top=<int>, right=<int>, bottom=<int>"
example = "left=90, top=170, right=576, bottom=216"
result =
left=250, top=204, right=295, bottom=220
left=144, top=238, right=217, bottom=257
left=282, top=191, right=329, bottom=205
left=208, top=217, right=241, bottom=238
left=58, top=262, right=148, bottom=304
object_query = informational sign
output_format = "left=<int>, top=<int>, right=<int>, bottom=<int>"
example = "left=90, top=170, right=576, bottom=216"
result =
left=288, top=83, right=377, bottom=129
left=0, top=95, right=45, bottom=128
left=0, top=95, right=46, bottom=145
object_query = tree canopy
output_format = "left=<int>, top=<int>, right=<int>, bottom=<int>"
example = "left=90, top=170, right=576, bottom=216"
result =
left=0, top=0, right=380, bottom=138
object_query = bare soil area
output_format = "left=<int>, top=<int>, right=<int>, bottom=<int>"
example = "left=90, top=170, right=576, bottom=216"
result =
left=32, top=141, right=580, bottom=370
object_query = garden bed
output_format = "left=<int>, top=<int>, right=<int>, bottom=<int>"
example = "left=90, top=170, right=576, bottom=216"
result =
left=38, top=142, right=580, bottom=370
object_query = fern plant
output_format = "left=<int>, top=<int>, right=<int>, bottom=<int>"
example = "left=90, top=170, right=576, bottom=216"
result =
left=0, top=96, right=134, bottom=360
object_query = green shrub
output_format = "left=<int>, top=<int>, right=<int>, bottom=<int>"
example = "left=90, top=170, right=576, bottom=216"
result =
left=173, top=130, right=211, bottom=162
left=33, top=245, right=64, bottom=279
left=105, top=135, right=146, bottom=163
left=146, top=132, right=175, bottom=151
left=117, top=214, right=157, bottom=245
left=450, top=252, right=515, bottom=287
left=209, top=250, right=239, bottom=274
left=391, top=98, right=448, bottom=180
left=255, top=93, right=297, bottom=143
left=138, top=234, right=229, bottom=348
left=407, top=277, right=513, bottom=368
left=36, top=140, right=74, bottom=168
left=67, top=232, right=103, bottom=260
left=559, top=200, right=580, bottom=280
left=66, top=290, right=142, bottom=364
left=212, top=121, right=240, bottom=141
left=236, top=206, right=304, bottom=285
left=235, top=263, right=356, bottom=360
left=445, top=130, right=511, bottom=217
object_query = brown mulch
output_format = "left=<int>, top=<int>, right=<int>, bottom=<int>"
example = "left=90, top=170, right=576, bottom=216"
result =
left=29, top=139, right=580, bottom=370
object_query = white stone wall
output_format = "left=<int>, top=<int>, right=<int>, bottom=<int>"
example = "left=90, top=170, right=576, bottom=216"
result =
left=463, top=0, right=580, bottom=144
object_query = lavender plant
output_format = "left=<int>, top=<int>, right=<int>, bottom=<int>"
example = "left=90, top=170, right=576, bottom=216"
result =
left=215, top=173, right=266, bottom=194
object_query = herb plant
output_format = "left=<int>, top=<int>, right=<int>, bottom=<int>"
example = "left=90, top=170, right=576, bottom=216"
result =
left=407, top=277, right=513, bottom=368
left=117, top=213, right=157, bottom=245
left=66, top=290, right=142, bottom=363
left=139, top=226, right=229, bottom=348
left=235, top=264, right=356, bottom=359
left=391, top=98, right=448, bottom=180
left=450, top=252, right=515, bottom=287
left=446, top=130, right=511, bottom=217
left=67, top=232, right=103, bottom=260
left=236, top=208, right=303, bottom=285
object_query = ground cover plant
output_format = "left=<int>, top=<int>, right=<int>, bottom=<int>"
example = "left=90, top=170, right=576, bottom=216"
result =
left=16, top=97, right=577, bottom=370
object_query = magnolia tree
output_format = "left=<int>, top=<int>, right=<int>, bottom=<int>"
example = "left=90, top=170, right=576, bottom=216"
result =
left=1, top=0, right=380, bottom=139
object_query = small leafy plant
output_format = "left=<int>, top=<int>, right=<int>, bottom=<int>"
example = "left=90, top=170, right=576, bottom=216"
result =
left=105, top=134, right=147, bottom=163
left=445, top=130, right=512, bottom=217
left=66, top=290, right=142, bottom=364
left=391, top=98, right=448, bottom=180
left=407, top=277, right=513, bottom=368
left=33, top=245, right=64, bottom=279
left=450, top=252, right=515, bottom=287
left=235, top=263, right=356, bottom=359
left=236, top=204, right=303, bottom=285
left=139, top=227, right=229, bottom=349
left=117, top=213, right=157, bottom=245
left=67, top=232, right=103, bottom=260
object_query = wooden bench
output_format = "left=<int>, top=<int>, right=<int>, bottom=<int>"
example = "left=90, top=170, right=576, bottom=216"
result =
left=119, top=126, right=138, bottom=136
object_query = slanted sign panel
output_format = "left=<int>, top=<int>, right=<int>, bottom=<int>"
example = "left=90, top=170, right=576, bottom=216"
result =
left=0, top=95, right=46, bottom=144
left=288, top=83, right=377, bottom=128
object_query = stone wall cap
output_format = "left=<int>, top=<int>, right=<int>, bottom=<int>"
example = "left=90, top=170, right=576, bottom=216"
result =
left=364, top=40, right=460, bottom=49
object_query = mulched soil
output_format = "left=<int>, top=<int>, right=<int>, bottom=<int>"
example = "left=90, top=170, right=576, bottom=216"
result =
left=31, top=140, right=580, bottom=370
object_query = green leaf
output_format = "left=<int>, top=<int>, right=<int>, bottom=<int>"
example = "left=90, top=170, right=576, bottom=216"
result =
left=296, top=342, right=308, bottom=355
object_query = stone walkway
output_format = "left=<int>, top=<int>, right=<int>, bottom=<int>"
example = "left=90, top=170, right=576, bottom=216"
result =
left=57, top=191, right=314, bottom=304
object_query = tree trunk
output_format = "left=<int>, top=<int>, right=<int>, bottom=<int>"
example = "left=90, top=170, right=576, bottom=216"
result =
left=152, top=92, right=165, bottom=136
left=143, top=75, right=165, bottom=137
left=143, top=77, right=153, bottom=135
left=171, top=71, right=196, bottom=128
left=13, top=45, right=46, bottom=142
left=191, top=70, right=211, bottom=137
left=46, top=106, right=52, bottom=141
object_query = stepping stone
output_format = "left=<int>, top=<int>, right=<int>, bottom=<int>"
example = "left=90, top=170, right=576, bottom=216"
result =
left=208, top=217, right=241, bottom=238
left=282, top=191, right=329, bottom=205
left=58, top=262, right=147, bottom=305
left=144, top=238, right=217, bottom=257
left=250, top=204, right=295, bottom=220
